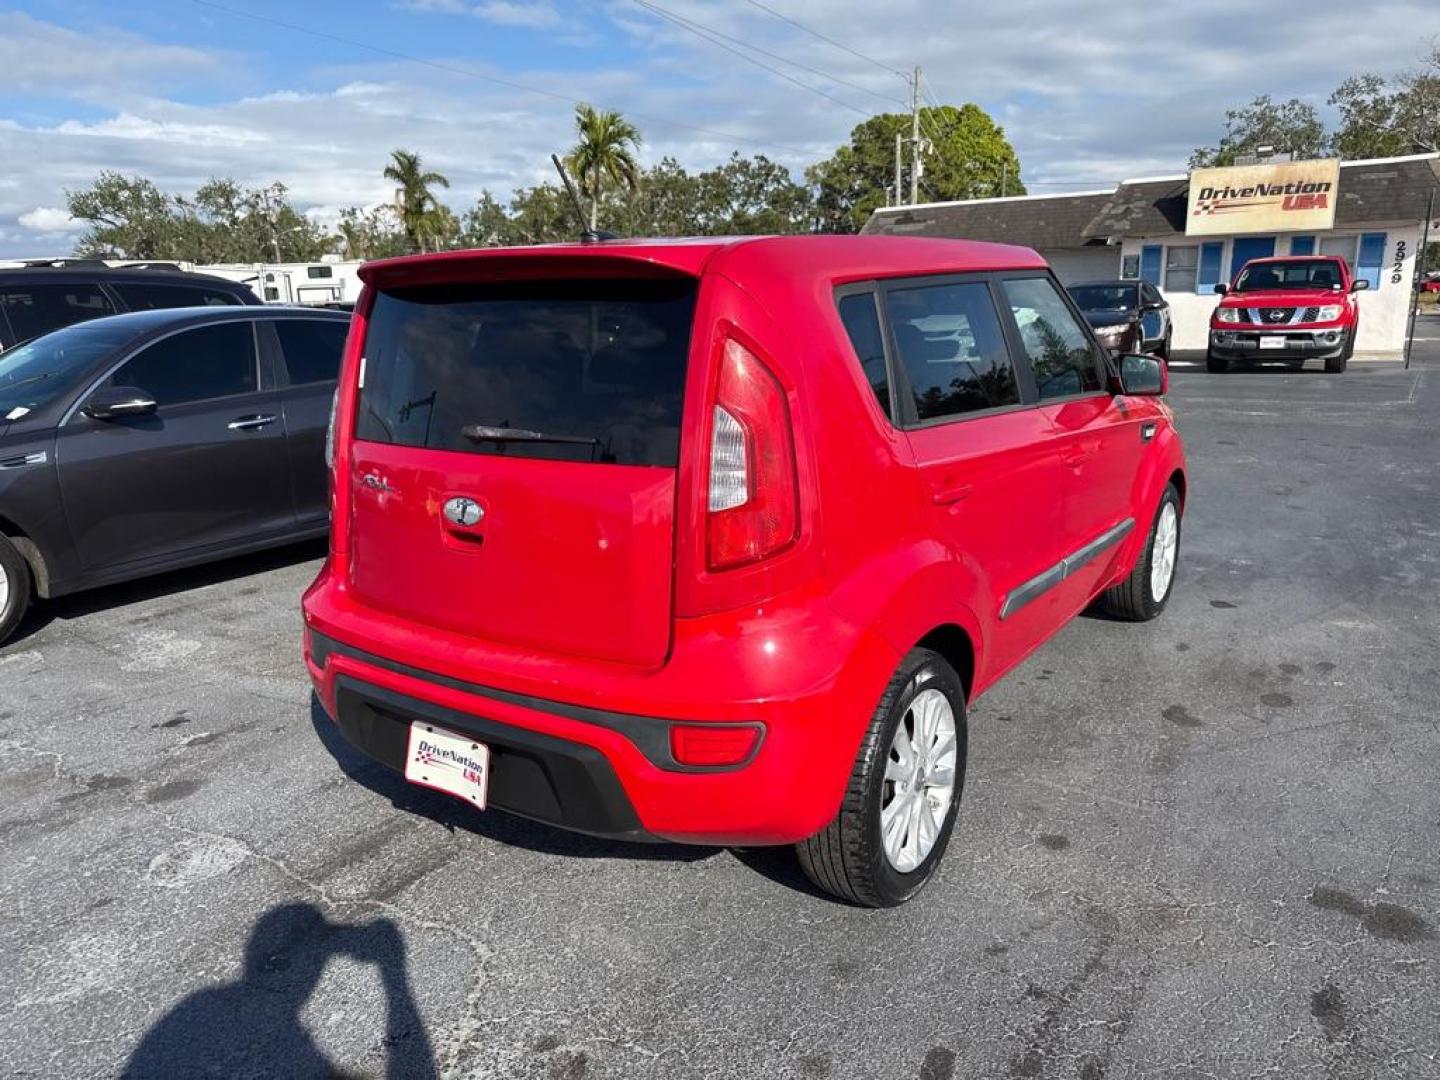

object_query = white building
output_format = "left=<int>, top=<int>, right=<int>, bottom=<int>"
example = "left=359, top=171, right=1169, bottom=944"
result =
left=864, top=153, right=1440, bottom=357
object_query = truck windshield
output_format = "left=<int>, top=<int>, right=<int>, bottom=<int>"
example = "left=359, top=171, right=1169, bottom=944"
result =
left=0, top=320, right=135, bottom=416
left=1234, top=260, right=1345, bottom=292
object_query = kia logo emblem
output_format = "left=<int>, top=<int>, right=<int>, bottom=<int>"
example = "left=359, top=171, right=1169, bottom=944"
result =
left=443, top=497, right=484, bottom=527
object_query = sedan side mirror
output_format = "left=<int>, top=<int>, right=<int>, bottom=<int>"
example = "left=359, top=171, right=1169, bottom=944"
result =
left=1116, top=353, right=1167, bottom=397
left=1350, top=279, right=1369, bottom=292
left=1213, top=284, right=1228, bottom=295
left=1143, top=300, right=1166, bottom=311
left=83, top=385, right=158, bottom=420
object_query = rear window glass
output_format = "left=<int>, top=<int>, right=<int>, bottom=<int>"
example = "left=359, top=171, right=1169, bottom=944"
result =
left=356, top=279, right=696, bottom=466
left=112, top=281, right=244, bottom=310
left=2, top=283, right=116, bottom=342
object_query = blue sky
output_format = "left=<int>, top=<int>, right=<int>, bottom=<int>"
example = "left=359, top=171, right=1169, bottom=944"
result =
left=1, top=0, right=1433, bottom=255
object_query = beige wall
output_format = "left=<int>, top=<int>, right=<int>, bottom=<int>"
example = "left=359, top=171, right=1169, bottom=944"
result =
left=1119, top=224, right=1422, bottom=356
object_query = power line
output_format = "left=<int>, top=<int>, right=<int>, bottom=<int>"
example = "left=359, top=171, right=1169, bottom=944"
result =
left=738, top=0, right=907, bottom=80
left=629, top=0, right=906, bottom=110
left=186, top=0, right=816, bottom=157
left=628, top=0, right=877, bottom=118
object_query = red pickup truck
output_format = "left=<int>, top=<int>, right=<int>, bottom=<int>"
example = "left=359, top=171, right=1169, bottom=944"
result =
left=1207, top=255, right=1368, bottom=373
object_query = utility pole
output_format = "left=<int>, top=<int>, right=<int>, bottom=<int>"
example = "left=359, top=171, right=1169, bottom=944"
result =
left=894, top=132, right=903, bottom=208
left=909, top=65, right=922, bottom=206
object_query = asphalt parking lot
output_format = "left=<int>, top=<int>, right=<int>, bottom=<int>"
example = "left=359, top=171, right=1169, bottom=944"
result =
left=3, top=322, right=1439, bottom=1080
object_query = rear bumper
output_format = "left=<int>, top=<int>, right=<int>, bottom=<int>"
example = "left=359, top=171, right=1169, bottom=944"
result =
left=1209, top=327, right=1349, bottom=360
left=302, top=569, right=899, bottom=845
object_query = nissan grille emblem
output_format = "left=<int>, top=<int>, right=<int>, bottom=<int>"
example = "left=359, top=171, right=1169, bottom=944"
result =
left=443, top=497, right=484, bottom=527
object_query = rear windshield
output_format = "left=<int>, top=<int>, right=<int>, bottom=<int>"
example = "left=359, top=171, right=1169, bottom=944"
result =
left=1235, top=260, right=1345, bottom=291
left=356, top=279, right=695, bottom=466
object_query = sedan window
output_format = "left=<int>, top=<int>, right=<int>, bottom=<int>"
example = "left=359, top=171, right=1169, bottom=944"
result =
left=0, top=320, right=138, bottom=416
left=273, top=319, right=348, bottom=386
left=101, top=322, right=258, bottom=407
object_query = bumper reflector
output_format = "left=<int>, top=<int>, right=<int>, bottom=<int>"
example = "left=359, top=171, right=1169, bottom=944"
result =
left=670, top=724, right=761, bottom=767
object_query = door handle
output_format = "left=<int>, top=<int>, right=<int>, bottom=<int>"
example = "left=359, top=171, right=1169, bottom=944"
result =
left=930, top=483, right=972, bottom=506
left=1059, top=445, right=1089, bottom=467
left=228, top=414, right=277, bottom=431
left=0, top=451, right=47, bottom=470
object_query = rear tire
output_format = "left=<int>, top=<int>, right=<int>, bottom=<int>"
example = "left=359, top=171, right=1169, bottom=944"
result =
left=1205, top=350, right=1229, bottom=374
left=0, top=534, right=33, bottom=646
left=796, top=648, right=967, bottom=908
left=1100, top=484, right=1181, bottom=622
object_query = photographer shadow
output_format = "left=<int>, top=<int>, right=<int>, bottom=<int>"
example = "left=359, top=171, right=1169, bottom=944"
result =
left=123, top=903, right=436, bottom=1079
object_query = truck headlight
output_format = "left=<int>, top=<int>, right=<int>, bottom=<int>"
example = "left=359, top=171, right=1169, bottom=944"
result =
left=1316, top=305, right=1343, bottom=321
left=1215, top=308, right=1240, bottom=324
left=1093, top=323, right=1130, bottom=338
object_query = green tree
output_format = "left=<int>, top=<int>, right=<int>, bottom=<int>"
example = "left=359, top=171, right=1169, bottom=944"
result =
left=566, top=104, right=642, bottom=231
left=694, top=153, right=814, bottom=234
left=808, top=104, right=1024, bottom=234
left=383, top=149, right=451, bottom=253
left=67, top=173, right=180, bottom=258
left=337, top=205, right=410, bottom=260
left=1189, top=96, right=1329, bottom=168
left=1330, top=41, right=1440, bottom=158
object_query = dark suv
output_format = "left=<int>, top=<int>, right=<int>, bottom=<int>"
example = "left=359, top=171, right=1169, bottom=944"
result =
left=0, top=260, right=259, bottom=351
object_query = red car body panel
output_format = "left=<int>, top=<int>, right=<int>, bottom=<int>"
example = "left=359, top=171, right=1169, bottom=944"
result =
left=303, top=236, right=1186, bottom=845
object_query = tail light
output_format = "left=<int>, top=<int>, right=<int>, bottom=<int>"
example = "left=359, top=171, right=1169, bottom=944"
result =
left=706, top=337, right=798, bottom=571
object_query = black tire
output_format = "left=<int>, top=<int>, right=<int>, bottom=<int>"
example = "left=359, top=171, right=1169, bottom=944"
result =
left=1205, top=350, right=1229, bottom=374
left=0, top=534, right=33, bottom=646
left=1325, top=349, right=1348, bottom=374
left=796, top=648, right=967, bottom=908
left=1157, top=330, right=1171, bottom=361
left=1100, top=484, right=1182, bottom=622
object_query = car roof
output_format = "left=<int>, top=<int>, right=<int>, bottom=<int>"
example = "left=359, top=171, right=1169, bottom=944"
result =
left=359, top=235, right=1050, bottom=290
left=0, top=265, right=253, bottom=290
left=1241, top=255, right=1343, bottom=265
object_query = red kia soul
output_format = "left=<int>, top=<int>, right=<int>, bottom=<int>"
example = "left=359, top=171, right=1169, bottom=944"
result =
left=303, top=236, right=1187, bottom=906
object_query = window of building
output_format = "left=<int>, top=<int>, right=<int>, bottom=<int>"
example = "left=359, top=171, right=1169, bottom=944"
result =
left=1290, top=236, right=1316, bottom=256
left=1121, top=253, right=1140, bottom=279
left=1001, top=276, right=1102, bottom=401
left=1164, top=246, right=1199, bottom=293
left=836, top=292, right=891, bottom=417
left=1357, top=233, right=1387, bottom=290
left=883, top=281, right=1019, bottom=422
left=306, top=266, right=334, bottom=279
left=1319, top=235, right=1358, bottom=269
left=105, top=322, right=258, bottom=406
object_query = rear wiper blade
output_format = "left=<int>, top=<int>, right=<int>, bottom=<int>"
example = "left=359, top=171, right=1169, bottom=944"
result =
left=461, top=424, right=599, bottom=447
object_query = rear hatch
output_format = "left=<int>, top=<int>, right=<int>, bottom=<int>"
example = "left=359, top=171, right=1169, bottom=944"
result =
left=346, top=267, right=698, bottom=667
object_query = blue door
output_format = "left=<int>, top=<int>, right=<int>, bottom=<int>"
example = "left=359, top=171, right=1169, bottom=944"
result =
left=1229, top=237, right=1275, bottom=284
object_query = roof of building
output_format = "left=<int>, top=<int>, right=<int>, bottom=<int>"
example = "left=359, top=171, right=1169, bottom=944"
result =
left=860, top=190, right=1117, bottom=249
left=863, top=154, right=1440, bottom=246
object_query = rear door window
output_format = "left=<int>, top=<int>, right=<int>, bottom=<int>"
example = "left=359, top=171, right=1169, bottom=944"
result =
left=356, top=279, right=696, bottom=466
left=102, top=322, right=258, bottom=407
left=1, top=283, right=116, bottom=341
left=1000, top=277, right=1103, bottom=400
left=111, top=281, right=244, bottom=310
left=882, top=280, right=1019, bottom=422
left=273, top=319, right=347, bottom=385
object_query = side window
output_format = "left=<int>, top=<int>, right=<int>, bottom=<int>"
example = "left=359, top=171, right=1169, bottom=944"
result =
left=1, top=283, right=115, bottom=341
left=1142, top=283, right=1165, bottom=306
left=1001, top=277, right=1102, bottom=401
left=112, top=282, right=242, bottom=311
left=274, top=319, right=347, bottom=386
left=104, top=322, right=257, bottom=407
left=1163, top=246, right=1198, bottom=293
left=836, top=293, right=890, bottom=416
left=883, top=281, right=1018, bottom=422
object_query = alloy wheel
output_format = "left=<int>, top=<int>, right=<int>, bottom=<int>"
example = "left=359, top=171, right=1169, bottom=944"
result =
left=880, top=688, right=958, bottom=873
left=1151, top=502, right=1179, bottom=601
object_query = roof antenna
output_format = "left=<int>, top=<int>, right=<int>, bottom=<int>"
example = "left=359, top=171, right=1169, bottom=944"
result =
left=551, top=154, right=619, bottom=244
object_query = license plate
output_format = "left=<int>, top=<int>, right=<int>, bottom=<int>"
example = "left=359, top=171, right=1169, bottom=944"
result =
left=1259, top=336, right=1286, bottom=350
left=404, top=720, right=490, bottom=809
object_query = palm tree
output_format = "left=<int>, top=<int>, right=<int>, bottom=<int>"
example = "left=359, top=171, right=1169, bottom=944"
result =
left=565, top=105, right=642, bottom=231
left=383, top=149, right=450, bottom=253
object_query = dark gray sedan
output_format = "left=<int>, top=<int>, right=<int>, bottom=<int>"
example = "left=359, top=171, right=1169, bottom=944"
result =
left=0, top=306, right=349, bottom=642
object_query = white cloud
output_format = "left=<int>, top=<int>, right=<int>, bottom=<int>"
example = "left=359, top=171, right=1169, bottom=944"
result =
left=17, top=207, right=75, bottom=232
left=402, top=0, right=561, bottom=28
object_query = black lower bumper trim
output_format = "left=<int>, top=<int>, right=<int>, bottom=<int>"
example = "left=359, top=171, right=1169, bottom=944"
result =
left=330, top=677, right=653, bottom=840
